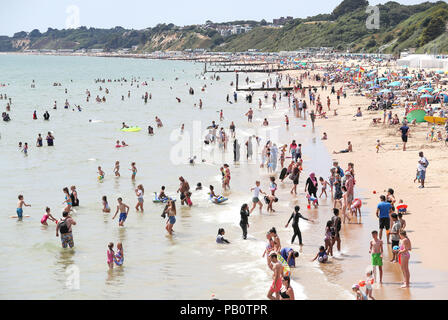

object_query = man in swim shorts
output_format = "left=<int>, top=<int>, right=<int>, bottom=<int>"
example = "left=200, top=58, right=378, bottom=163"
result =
left=112, top=197, right=130, bottom=227
left=267, top=252, right=283, bottom=300
left=56, top=211, right=76, bottom=248
left=369, top=230, right=383, bottom=283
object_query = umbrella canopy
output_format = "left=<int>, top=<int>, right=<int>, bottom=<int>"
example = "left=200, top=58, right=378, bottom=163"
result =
left=406, top=109, right=426, bottom=123
left=400, top=76, right=412, bottom=80
left=420, top=94, right=433, bottom=98
left=387, top=81, right=401, bottom=87
left=418, top=87, right=434, bottom=92
left=379, top=89, right=391, bottom=94
left=377, top=77, right=388, bottom=81
left=436, top=70, right=444, bottom=74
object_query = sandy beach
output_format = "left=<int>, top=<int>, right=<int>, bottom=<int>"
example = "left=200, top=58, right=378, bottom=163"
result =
left=279, top=63, right=448, bottom=299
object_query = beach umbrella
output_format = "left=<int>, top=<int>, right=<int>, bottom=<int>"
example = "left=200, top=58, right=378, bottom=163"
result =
left=400, top=65, right=409, bottom=68
left=400, top=76, right=412, bottom=80
left=387, top=81, right=401, bottom=87
left=406, top=109, right=426, bottom=123
left=436, top=70, right=444, bottom=74
left=366, top=81, right=373, bottom=84
left=380, top=89, right=391, bottom=93
left=420, top=94, right=433, bottom=98
left=377, top=77, right=388, bottom=81
left=411, top=81, right=420, bottom=86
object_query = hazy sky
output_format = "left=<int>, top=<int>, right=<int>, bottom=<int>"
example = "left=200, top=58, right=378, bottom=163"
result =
left=0, top=0, right=440, bottom=36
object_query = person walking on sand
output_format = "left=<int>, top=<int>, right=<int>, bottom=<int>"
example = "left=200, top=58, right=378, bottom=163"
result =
left=369, top=230, right=383, bottom=284
left=56, top=211, right=76, bottom=248
left=398, top=231, right=412, bottom=288
left=112, top=197, right=130, bottom=227
left=417, top=151, right=428, bottom=188
left=267, top=252, right=283, bottom=300
left=398, top=121, right=410, bottom=151
left=246, top=136, right=253, bottom=160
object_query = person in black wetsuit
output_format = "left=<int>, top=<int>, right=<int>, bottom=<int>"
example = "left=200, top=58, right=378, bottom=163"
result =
left=70, top=186, right=79, bottom=207
left=239, top=203, right=250, bottom=240
left=285, top=205, right=313, bottom=246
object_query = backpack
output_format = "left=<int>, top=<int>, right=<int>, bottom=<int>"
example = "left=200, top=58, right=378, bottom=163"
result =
left=423, top=158, right=429, bottom=168
left=59, top=219, right=69, bottom=234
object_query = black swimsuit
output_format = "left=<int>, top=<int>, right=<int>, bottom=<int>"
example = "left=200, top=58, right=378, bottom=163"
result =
left=280, top=288, right=290, bottom=299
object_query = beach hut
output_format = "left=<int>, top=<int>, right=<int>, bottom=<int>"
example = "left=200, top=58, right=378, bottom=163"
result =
left=406, top=109, right=427, bottom=123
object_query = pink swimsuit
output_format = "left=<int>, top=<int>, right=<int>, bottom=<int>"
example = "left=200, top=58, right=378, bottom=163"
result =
left=41, top=214, right=48, bottom=224
left=107, top=250, right=114, bottom=264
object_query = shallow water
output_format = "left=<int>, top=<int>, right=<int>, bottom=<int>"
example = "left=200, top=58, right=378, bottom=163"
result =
left=0, top=54, right=358, bottom=299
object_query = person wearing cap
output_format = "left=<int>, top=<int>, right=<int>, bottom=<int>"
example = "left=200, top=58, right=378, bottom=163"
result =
left=352, top=284, right=367, bottom=300
left=267, top=252, right=283, bottom=300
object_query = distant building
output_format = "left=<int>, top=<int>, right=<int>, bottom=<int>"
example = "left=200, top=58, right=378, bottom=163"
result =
left=273, top=16, right=293, bottom=25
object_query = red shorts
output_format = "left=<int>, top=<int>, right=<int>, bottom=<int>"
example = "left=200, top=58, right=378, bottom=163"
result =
left=270, top=277, right=282, bottom=293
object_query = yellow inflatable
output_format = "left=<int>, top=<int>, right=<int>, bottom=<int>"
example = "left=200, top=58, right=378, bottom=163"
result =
left=121, top=126, right=141, bottom=132
left=277, top=253, right=291, bottom=277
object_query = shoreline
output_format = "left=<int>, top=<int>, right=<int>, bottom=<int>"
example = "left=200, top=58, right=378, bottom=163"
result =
left=283, top=69, right=448, bottom=299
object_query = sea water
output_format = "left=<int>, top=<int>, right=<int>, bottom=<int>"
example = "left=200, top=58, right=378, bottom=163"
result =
left=0, top=54, right=351, bottom=299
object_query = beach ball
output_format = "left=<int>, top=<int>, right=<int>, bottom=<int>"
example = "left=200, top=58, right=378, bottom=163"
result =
left=393, top=246, right=399, bottom=251
left=358, top=280, right=366, bottom=287
left=307, top=205, right=311, bottom=209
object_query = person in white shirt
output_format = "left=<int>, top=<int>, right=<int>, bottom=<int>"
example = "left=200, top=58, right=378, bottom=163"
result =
left=250, top=181, right=266, bottom=214
left=417, top=151, right=428, bottom=188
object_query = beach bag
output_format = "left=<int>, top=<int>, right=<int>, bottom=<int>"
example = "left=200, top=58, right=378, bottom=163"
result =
left=423, top=159, right=429, bottom=168
left=59, top=219, right=69, bottom=234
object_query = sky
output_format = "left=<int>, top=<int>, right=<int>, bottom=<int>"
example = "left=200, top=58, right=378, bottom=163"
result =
left=0, top=0, right=441, bottom=36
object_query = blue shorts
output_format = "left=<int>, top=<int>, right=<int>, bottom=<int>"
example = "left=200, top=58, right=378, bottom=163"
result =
left=16, top=208, right=23, bottom=218
left=169, top=216, right=176, bottom=224
left=119, top=212, right=127, bottom=222
left=419, top=170, right=426, bottom=180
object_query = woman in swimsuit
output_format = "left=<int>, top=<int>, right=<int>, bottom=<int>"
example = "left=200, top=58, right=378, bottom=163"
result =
left=269, top=227, right=281, bottom=252
left=41, top=207, right=57, bottom=225
left=70, top=186, right=79, bottom=207
left=165, top=200, right=176, bottom=235
left=102, top=196, right=111, bottom=213
left=130, top=162, right=137, bottom=180
left=279, top=276, right=295, bottom=300
left=398, top=230, right=412, bottom=288
left=63, top=187, right=72, bottom=213
left=135, top=184, right=144, bottom=211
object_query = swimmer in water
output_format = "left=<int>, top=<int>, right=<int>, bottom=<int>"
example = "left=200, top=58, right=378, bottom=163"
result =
left=135, top=184, right=144, bottom=211
left=114, top=161, right=120, bottom=177
left=115, top=140, right=122, bottom=148
left=15, top=195, right=31, bottom=219
left=41, top=207, right=57, bottom=225
left=112, top=197, right=130, bottom=227
left=102, top=196, right=111, bottom=213
left=216, top=228, right=230, bottom=244
left=130, top=162, right=137, bottom=180
left=62, top=187, right=72, bottom=212
left=98, top=166, right=105, bottom=181
left=121, top=141, right=128, bottom=147
left=107, top=242, right=115, bottom=269
left=114, top=242, right=124, bottom=266
left=158, top=186, right=167, bottom=200
left=155, top=116, right=163, bottom=128
left=122, top=122, right=129, bottom=129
